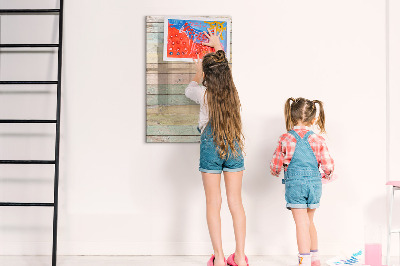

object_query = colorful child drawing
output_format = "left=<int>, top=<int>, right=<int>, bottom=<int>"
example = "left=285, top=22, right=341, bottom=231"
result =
left=163, top=17, right=231, bottom=62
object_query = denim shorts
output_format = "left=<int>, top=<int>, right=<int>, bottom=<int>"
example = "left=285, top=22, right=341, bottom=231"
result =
left=285, top=178, right=322, bottom=209
left=199, top=126, right=245, bottom=174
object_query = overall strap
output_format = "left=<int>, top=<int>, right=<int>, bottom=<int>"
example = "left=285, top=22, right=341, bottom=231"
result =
left=289, top=130, right=314, bottom=141
left=288, top=130, right=301, bottom=141
left=303, top=130, right=314, bottom=140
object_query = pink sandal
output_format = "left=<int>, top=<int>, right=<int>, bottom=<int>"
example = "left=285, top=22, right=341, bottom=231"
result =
left=207, top=254, right=227, bottom=266
left=227, top=253, right=249, bottom=266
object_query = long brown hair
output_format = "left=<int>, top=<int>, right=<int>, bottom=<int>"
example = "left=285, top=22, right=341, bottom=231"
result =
left=202, top=50, right=244, bottom=158
left=284, top=97, right=326, bottom=133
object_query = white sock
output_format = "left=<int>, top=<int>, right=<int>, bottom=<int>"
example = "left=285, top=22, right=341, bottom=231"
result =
left=311, top=250, right=319, bottom=262
left=298, top=254, right=311, bottom=266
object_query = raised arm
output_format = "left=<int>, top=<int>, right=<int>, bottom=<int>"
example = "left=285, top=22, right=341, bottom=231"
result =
left=192, top=27, right=224, bottom=84
left=192, top=54, right=203, bottom=84
left=185, top=54, right=205, bottom=103
left=185, top=56, right=205, bottom=103
left=186, top=28, right=223, bottom=102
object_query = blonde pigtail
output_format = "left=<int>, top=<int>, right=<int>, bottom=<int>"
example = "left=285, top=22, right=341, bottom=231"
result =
left=285, top=98, right=295, bottom=131
left=313, top=100, right=326, bottom=133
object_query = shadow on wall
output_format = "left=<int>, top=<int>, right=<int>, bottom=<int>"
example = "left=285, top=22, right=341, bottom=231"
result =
left=364, top=194, right=387, bottom=245
left=364, top=195, right=386, bottom=228
left=242, top=114, right=292, bottom=254
left=156, top=114, right=292, bottom=254
left=158, top=114, right=293, bottom=255
left=163, top=142, right=204, bottom=253
left=0, top=4, right=61, bottom=255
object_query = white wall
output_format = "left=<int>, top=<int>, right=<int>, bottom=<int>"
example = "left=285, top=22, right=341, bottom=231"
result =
left=0, top=0, right=389, bottom=257
left=388, top=0, right=400, bottom=258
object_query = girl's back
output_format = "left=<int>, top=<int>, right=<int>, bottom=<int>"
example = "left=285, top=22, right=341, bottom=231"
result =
left=270, top=126, right=334, bottom=179
left=269, top=97, right=335, bottom=266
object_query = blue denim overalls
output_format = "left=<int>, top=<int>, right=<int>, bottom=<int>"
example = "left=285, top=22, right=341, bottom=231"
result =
left=283, top=130, right=322, bottom=210
left=198, top=124, right=244, bottom=173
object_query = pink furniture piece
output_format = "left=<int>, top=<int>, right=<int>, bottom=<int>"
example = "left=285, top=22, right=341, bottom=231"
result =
left=386, top=181, right=400, bottom=265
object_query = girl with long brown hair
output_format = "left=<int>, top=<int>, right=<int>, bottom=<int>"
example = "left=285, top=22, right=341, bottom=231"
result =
left=270, top=98, right=335, bottom=266
left=185, top=29, right=248, bottom=266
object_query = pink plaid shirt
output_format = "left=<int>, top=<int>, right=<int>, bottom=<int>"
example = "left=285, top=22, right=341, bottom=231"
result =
left=270, top=126, right=334, bottom=179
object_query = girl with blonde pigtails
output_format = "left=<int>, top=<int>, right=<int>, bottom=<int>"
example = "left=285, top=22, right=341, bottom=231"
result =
left=270, top=98, right=335, bottom=266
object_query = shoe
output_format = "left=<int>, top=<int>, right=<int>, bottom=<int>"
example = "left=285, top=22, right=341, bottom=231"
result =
left=227, top=253, right=249, bottom=266
left=311, top=260, right=320, bottom=266
left=207, top=254, right=227, bottom=266
left=292, top=254, right=311, bottom=266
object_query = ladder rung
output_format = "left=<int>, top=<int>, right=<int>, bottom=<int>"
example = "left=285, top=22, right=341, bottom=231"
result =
left=0, top=202, right=54, bottom=207
left=0, top=81, right=58, bottom=84
left=0, top=44, right=59, bottom=48
left=0, top=119, right=56, bottom=123
left=391, top=229, right=400, bottom=233
left=0, top=160, right=55, bottom=164
left=0, top=9, right=60, bottom=14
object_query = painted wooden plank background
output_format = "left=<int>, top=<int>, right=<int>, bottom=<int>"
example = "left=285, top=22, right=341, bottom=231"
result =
left=146, top=63, right=232, bottom=74
left=146, top=16, right=232, bottom=143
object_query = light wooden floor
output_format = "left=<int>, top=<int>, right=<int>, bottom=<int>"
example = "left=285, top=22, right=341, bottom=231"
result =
left=0, top=255, right=396, bottom=266
left=0, top=255, right=321, bottom=266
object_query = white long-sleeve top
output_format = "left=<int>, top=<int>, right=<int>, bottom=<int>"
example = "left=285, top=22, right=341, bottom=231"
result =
left=185, top=81, right=209, bottom=133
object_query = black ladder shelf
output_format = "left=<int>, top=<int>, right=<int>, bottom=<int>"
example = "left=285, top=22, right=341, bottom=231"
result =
left=0, top=1, right=63, bottom=266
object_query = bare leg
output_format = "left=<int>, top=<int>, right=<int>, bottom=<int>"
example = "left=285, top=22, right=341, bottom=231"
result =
left=202, top=172, right=225, bottom=266
left=224, top=171, right=247, bottom=266
left=307, top=209, right=318, bottom=251
left=291, top=208, right=311, bottom=254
